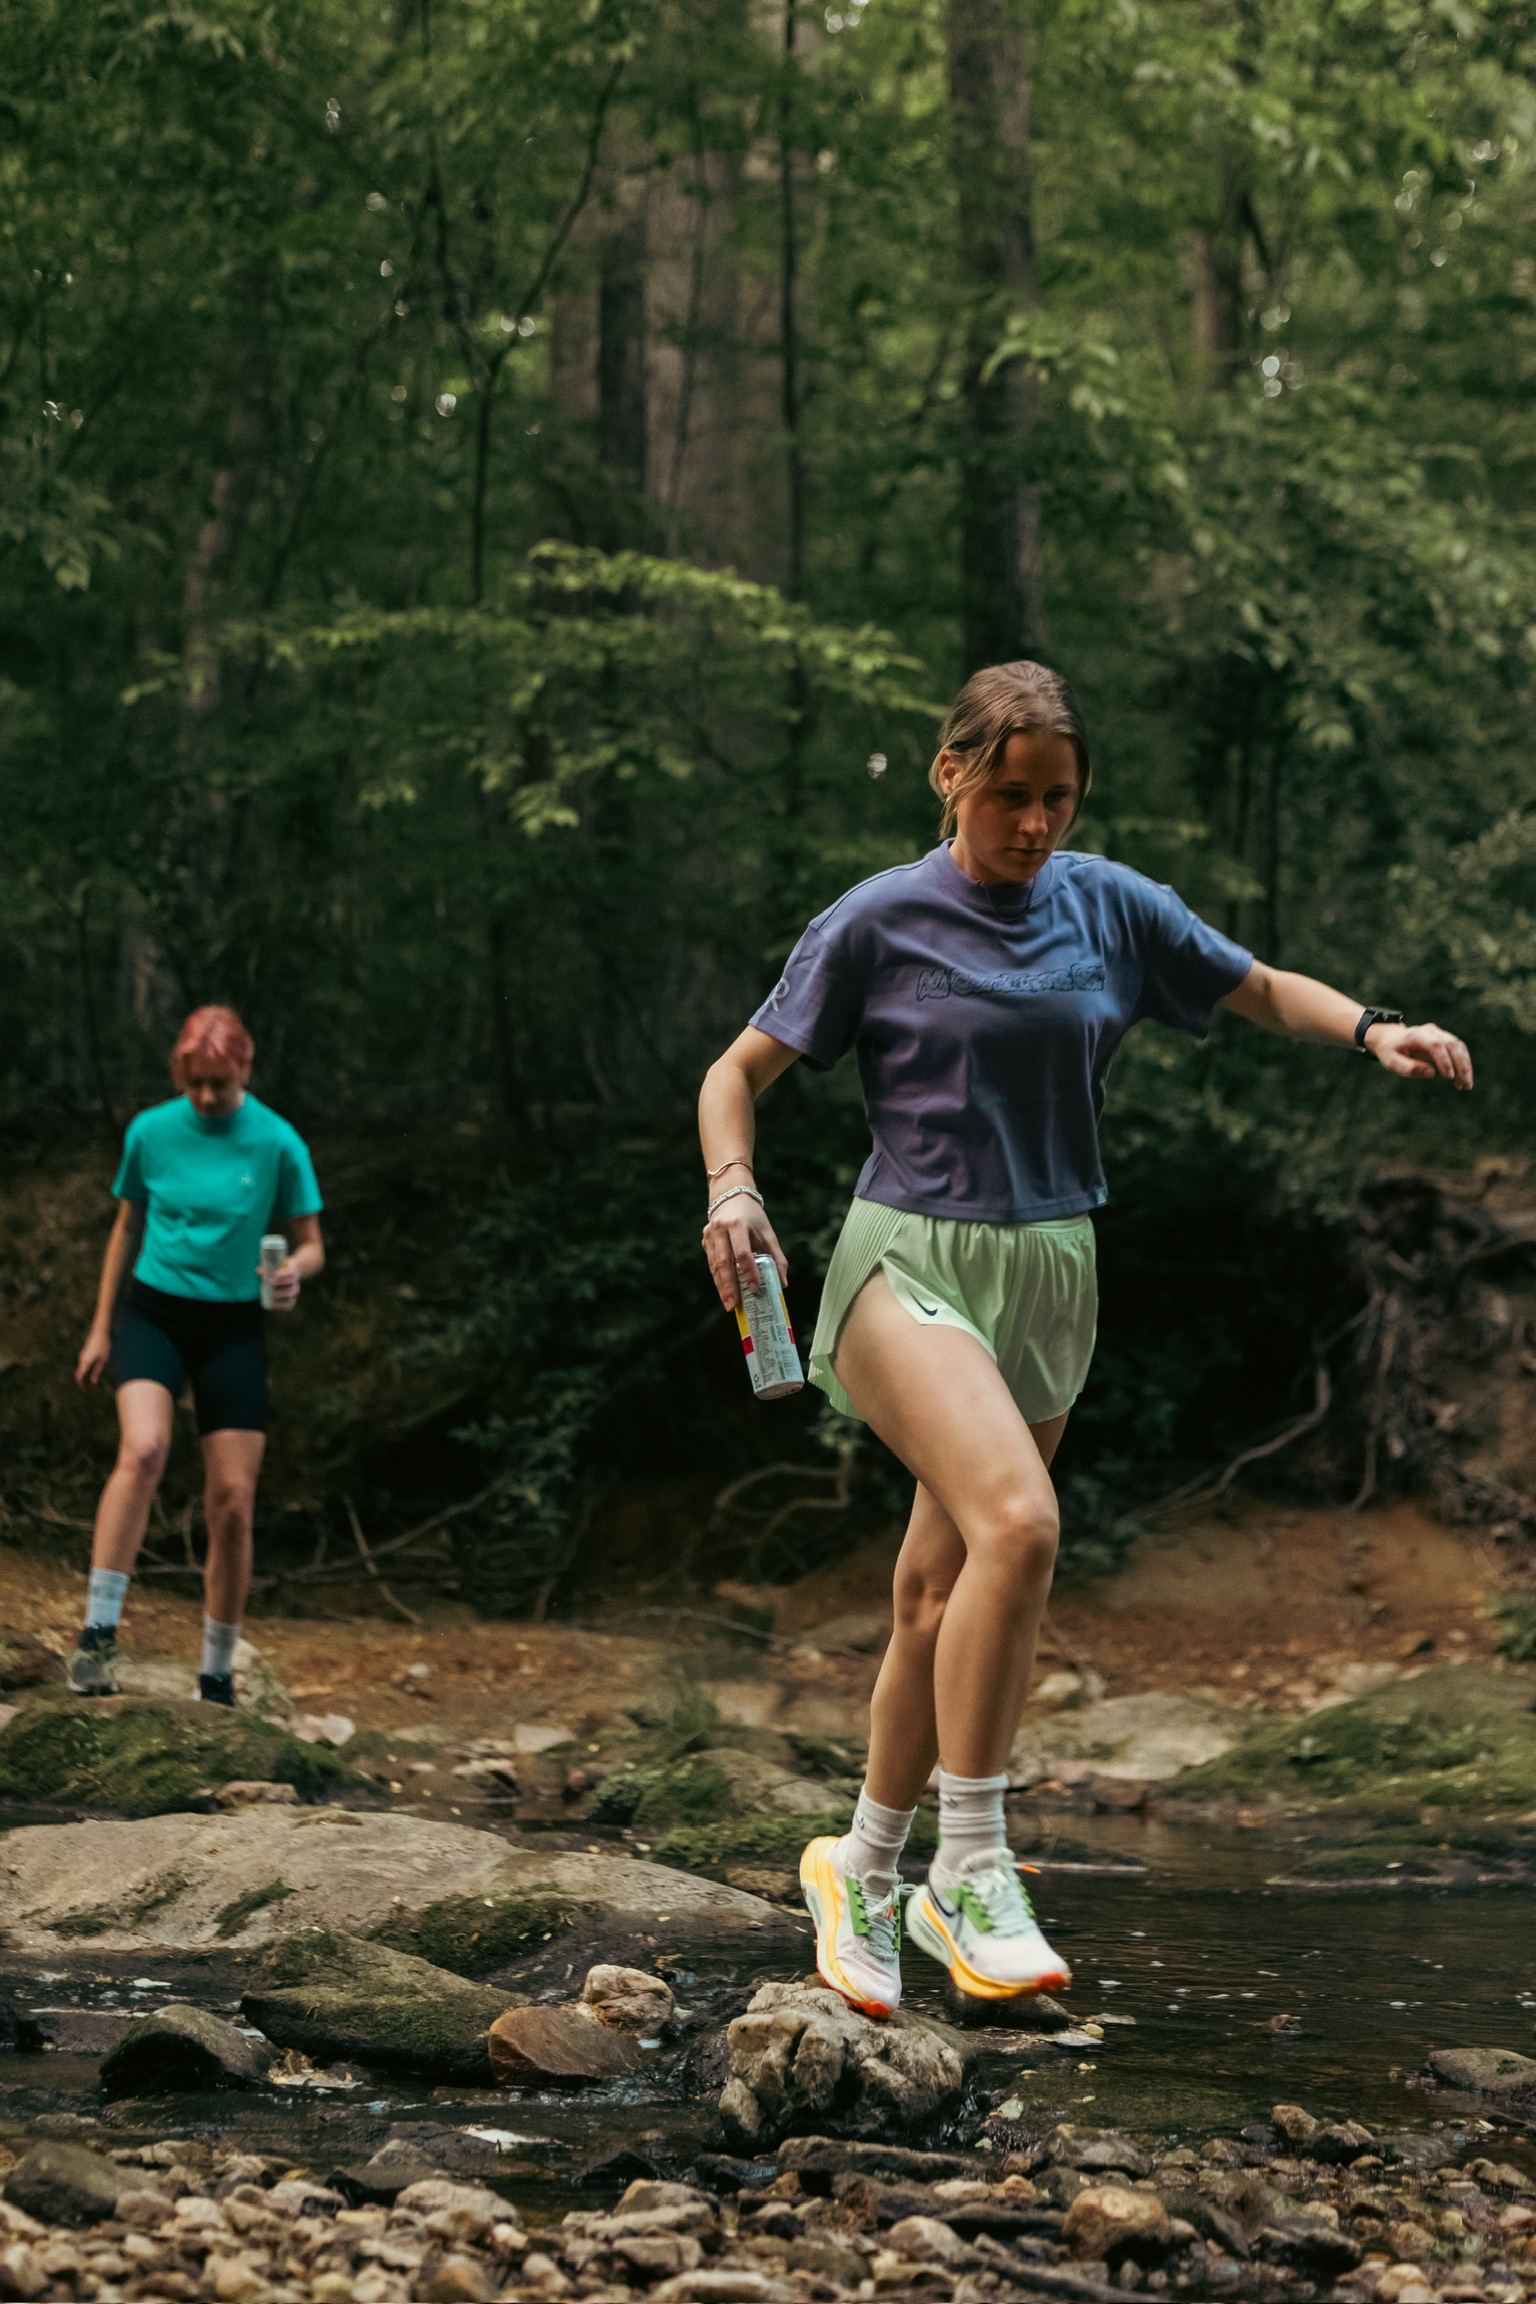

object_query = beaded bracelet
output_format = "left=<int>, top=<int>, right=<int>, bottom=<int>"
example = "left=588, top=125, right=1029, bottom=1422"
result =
left=706, top=1184, right=766, bottom=1219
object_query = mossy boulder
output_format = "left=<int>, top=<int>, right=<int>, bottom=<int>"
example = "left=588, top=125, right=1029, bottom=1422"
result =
left=370, top=1885, right=573, bottom=1977
left=1173, top=1665, right=1536, bottom=1816
left=1270, top=1816, right=1536, bottom=1887
left=240, top=1927, right=525, bottom=2078
left=0, top=1695, right=364, bottom=1817
left=594, top=1748, right=861, bottom=1835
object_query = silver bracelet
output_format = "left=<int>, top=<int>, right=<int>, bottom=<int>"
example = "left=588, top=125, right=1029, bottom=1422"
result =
left=706, top=1184, right=765, bottom=1219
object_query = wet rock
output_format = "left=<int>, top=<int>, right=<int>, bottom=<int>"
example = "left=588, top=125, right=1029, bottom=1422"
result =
left=650, top=2277, right=784, bottom=2303
left=883, top=2214, right=973, bottom=2265
left=719, top=1984, right=970, bottom=2148
left=578, top=2147, right=669, bottom=2189
left=215, top=1781, right=300, bottom=1808
left=1156, top=2191, right=1249, bottom=2260
left=580, top=1963, right=677, bottom=2034
left=2, top=2142, right=148, bottom=2228
left=98, top=2004, right=273, bottom=2098
left=0, top=1995, right=43, bottom=2054
left=395, top=2178, right=517, bottom=2239
left=241, top=1928, right=522, bottom=2078
left=486, top=2005, right=643, bottom=2087
left=775, top=2139, right=982, bottom=2190
left=1041, top=2124, right=1152, bottom=2178
left=1256, top=2212, right=1363, bottom=2277
left=0, top=1629, right=64, bottom=1691
left=692, top=2156, right=781, bottom=2197
left=1062, top=2185, right=1175, bottom=2266
left=329, top=2142, right=448, bottom=2205
left=379, top=2122, right=510, bottom=2179
left=1427, top=2045, right=1536, bottom=2098
left=1008, top=1690, right=1248, bottom=1784
left=1270, top=2104, right=1316, bottom=2147
left=1377, top=2131, right=1459, bottom=2171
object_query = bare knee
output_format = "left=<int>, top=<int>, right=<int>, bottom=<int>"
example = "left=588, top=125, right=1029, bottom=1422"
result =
left=969, top=1498, right=1059, bottom=1584
left=205, top=1484, right=254, bottom=1541
left=892, top=1558, right=957, bottom=1643
left=117, top=1435, right=168, bottom=1487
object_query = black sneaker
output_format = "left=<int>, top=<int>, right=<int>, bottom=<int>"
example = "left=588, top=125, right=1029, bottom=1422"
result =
left=198, top=1673, right=236, bottom=1708
left=65, top=1626, right=121, bottom=1695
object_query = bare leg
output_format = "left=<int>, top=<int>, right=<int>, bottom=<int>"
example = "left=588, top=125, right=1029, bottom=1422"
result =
left=834, top=1272, right=1067, bottom=1796
left=200, top=1430, right=265, bottom=1627
left=91, top=1382, right=175, bottom=1574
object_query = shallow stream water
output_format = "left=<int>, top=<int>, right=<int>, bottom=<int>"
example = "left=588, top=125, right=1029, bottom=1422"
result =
left=2, top=1816, right=1532, bottom=2214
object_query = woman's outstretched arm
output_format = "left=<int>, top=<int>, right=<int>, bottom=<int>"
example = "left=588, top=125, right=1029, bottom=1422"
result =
left=699, top=1026, right=800, bottom=1308
left=1219, top=961, right=1473, bottom=1088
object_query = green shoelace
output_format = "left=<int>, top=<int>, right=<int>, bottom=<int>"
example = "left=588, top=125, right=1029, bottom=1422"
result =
left=951, top=1867, right=1037, bottom=1938
left=847, top=1877, right=902, bottom=1959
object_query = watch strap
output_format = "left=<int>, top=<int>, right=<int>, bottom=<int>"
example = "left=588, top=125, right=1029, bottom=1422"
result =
left=1355, top=1006, right=1405, bottom=1051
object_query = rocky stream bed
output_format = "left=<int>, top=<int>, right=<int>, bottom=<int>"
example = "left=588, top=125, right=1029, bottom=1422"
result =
left=1, top=1652, right=1534, bottom=2304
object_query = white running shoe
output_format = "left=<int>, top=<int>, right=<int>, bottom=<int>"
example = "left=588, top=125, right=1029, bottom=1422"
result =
left=800, top=1835, right=903, bottom=2018
left=907, top=1851, right=1071, bottom=2001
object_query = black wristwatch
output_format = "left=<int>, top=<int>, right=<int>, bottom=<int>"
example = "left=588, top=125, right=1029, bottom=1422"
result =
left=1355, top=1006, right=1405, bottom=1052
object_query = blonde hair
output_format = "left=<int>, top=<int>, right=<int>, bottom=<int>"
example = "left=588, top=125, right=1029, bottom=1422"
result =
left=928, top=661, right=1092, bottom=838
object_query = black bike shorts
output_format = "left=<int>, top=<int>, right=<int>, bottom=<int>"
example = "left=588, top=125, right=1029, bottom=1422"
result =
left=112, top=1280, right=268, bottom=1435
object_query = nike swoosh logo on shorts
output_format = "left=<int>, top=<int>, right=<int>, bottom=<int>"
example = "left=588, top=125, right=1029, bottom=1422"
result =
left=915, top=1301, right=940, bottom=1317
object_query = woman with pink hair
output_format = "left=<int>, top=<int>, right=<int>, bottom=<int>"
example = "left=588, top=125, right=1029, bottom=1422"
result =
left=71, top=1007, right=324, bottom=1702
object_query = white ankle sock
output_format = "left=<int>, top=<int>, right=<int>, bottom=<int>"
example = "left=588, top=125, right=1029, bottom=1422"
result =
left=200, top=1618, right=241, bottom=1679
left=835, top=1788, right=917, bottom=1900
left=931, top=1769, right=1009, bottom=1883
left=85, top=1568, right=130, bottom=1632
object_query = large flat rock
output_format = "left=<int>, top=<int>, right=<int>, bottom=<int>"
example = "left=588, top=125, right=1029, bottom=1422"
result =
left=0, top=1807, right=797, bottom=1952
left=1008, top=1690, right=1248, bottom=1784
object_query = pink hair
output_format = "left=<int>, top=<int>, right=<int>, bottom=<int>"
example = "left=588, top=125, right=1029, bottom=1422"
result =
left=171, top=1005, right=254, bottom=1080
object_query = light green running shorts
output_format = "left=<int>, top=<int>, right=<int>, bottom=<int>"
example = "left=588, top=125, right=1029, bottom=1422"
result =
left=808, top=1197, right=1098, bottom=1427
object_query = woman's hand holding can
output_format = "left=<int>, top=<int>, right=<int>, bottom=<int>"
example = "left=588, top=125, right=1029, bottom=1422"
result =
left=703, top=1196, right=789, bottom=1310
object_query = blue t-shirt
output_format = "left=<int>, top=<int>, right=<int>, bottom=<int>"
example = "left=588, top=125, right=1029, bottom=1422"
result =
left=112, top=1093, right=323, bottom=1302
left=751, top=843, right=1252, bottom=1224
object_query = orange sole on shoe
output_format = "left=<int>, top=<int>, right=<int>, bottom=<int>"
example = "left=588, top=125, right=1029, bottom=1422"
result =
left=908, top=1888, right=1070, bottom=2001
left=799, top=1836, right=898, bottom=2019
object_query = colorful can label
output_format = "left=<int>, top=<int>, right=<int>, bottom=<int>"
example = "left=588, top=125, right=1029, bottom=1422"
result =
left=734, top=1254, right=804, bottom=1401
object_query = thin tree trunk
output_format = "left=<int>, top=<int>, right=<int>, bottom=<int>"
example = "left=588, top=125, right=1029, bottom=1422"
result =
left=1193, top=155, right=1247, bottom=391
left=597, top=184, right=649, bottom=518
left=948, top=0, right=1043, bottom=672
left=779, top=0, right=806, bottom=604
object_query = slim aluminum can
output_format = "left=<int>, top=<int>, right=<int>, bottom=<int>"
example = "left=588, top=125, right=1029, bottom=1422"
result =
left=734, top=1254, right=804, bottom=1400
left=259, top=1233, right=290, bottom=1312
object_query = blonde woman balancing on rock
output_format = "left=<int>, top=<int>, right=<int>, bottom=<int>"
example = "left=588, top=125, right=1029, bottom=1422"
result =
left=698, top=660, right=1472, bottom=2016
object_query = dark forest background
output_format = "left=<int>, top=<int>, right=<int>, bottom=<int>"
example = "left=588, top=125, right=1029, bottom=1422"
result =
left=4, top=0, right=1536, bottom=1613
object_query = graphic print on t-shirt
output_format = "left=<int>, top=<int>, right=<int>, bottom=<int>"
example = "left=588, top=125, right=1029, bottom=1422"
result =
left=916, top=963, right=1108, bottom=1001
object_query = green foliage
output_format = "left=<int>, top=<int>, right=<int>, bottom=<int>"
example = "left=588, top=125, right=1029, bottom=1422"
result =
left=0, top=1697, right=364, bottom=1816
left=1487, top=1595, right=1536, bottom=1663
left=4, top=0, right=1536, bottom=1597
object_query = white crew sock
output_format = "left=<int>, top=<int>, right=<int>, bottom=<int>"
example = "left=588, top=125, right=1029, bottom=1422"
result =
left=931, top=1769, right=1010, bottom=1885
left=833, top=1788, right=916, bottom=1900
left=84, top=1568, right=130, bottom=1632
left=200, top=1618, right=241, bottom=1679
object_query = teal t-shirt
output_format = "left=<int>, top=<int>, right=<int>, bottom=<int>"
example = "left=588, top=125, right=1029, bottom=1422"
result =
left=112, top=1094, right=323, bottom=1303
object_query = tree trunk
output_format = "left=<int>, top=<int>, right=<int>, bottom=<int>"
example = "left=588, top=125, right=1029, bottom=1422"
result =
left=1193, top=155, right=1247, bottom=391
left=597, top=179, right=649, bottom=523
left=948, top=0, right=1043, bottom=672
